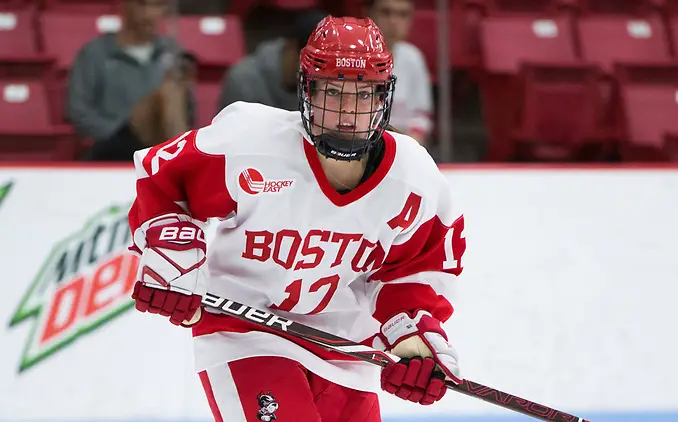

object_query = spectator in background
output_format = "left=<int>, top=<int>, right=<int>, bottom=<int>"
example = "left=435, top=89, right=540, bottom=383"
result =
left=218, top=10, right=326, bottom=111
left=367, top=0, right=433, bottom=146
left=67, top=0, right=195, bottom=161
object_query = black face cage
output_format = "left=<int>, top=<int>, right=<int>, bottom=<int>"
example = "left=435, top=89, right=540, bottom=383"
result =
left=298, top=70, right=397, bottom=161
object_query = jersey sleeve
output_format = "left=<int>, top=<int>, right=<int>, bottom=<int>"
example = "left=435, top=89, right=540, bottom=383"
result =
left=128, top=121, right=237, bottom=251
left=366, top=172, right=466, bottom=325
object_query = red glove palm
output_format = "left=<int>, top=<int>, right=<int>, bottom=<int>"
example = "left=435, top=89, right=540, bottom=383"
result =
left=376, top=310, right=462, bottom=405
left=381, top=357, right=447, bottom=405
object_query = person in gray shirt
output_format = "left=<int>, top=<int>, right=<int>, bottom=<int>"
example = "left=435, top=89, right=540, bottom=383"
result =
left=67, top=0, right=195, bottom=161
left=218, top=10, right=326, bottom=112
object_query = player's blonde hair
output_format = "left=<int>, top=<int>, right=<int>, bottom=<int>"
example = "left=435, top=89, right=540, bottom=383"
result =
left=385, top=124, right=403, bottom=134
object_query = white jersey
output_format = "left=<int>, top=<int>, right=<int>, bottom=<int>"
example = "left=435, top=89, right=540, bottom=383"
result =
left=129, top=102, right=465, bottom=393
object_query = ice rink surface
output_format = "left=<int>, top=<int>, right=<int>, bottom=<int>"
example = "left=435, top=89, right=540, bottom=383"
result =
left=7, top=413, right=677, bottom=422
left=385, top=412, right=678, bottom=421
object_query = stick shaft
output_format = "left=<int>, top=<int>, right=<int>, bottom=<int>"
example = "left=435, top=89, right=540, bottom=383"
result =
left=201, top=293, right=589, bottom=422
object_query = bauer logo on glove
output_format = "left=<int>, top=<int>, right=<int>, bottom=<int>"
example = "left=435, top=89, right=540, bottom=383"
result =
left=131, top=213, right=208, bottom=326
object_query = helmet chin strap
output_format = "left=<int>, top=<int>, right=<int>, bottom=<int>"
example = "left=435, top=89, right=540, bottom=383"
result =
left=313, top=133, right=373, bottom=162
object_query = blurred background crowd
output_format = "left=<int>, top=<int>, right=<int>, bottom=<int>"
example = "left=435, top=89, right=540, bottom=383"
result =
left=0, top=0, right=677, bottom=163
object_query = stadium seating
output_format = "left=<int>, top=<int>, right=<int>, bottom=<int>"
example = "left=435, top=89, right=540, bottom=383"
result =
left=260, top=0, right=319, bottom=9
left=408, top=3, right=485, bottom=75
left=1, top=0, right=678, bottom=161
left=512, top=63, right=609, bottom=160
left=408, top=10, right=440, bottom=76
left=421, top=0, right=581, bottom=15
left=194, top=82, right=221, bottom=128
left=39, top=10, right=121, bottom=70
left=0, top=0, right=32, bottom=9
left=41, top=0, right=118, bottom=13
left=227, top=0, right=258, bottom=17
left=481, top=16, right=577, bottom=72
left=36, top=9, right=119, bottom=131
left=479, top=15, right=595, bottom=160
left=664, top=0, right=678, bottom=16
left=615, top=63, right=678, bottom=160
left=662, top=132, right=678, bottom=158
left=0, top=79, right=77, bottom=160
left=575, top=13, right=673, bottom=156
left=39, top=11, right=245, bottom=71
left=577, top=0, right=656, bottom=15
left=669, top=13, right=678, bottom=54
left=0, top=80, right=52, bottom=131
left=176, top=14, right=244, bottom=125
left=484, top=0, right=563, bottom=14
left=0, top=10, right=56, bottom=100
left=0, top=6, right=40, bottom=59
left=176, top=15, right=245, bottom=69
left=576, top=15, right=672, bottom=74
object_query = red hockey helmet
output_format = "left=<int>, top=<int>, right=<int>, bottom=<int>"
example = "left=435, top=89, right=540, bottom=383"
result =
left=298, top=16, right=397, bottom=161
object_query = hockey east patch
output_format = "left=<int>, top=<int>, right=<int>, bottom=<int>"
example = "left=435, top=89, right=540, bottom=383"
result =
left=238, top=168, right=294, bottom=195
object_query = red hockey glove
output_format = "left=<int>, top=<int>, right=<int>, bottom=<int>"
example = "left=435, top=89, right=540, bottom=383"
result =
left=131, top=214, right=208, bottom=326
left=376, top=310, right=462, bottom=405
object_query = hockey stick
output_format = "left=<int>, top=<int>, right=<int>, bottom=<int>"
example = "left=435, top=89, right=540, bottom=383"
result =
left=201, top=292, right=589, bottom=422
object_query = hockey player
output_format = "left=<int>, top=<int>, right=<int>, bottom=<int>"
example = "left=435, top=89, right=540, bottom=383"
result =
left=128, top=16, right=466, bottom=422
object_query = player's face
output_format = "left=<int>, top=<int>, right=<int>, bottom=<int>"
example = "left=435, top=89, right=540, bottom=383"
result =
left=310, top=80, right=381, bottom=139
left=369, top=0, right=414, bottom=45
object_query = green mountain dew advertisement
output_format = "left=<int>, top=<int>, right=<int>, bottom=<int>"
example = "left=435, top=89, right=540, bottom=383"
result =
left=0, top=180, right=12, bottom=210
left=8, top=203, right=139, bottom=373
